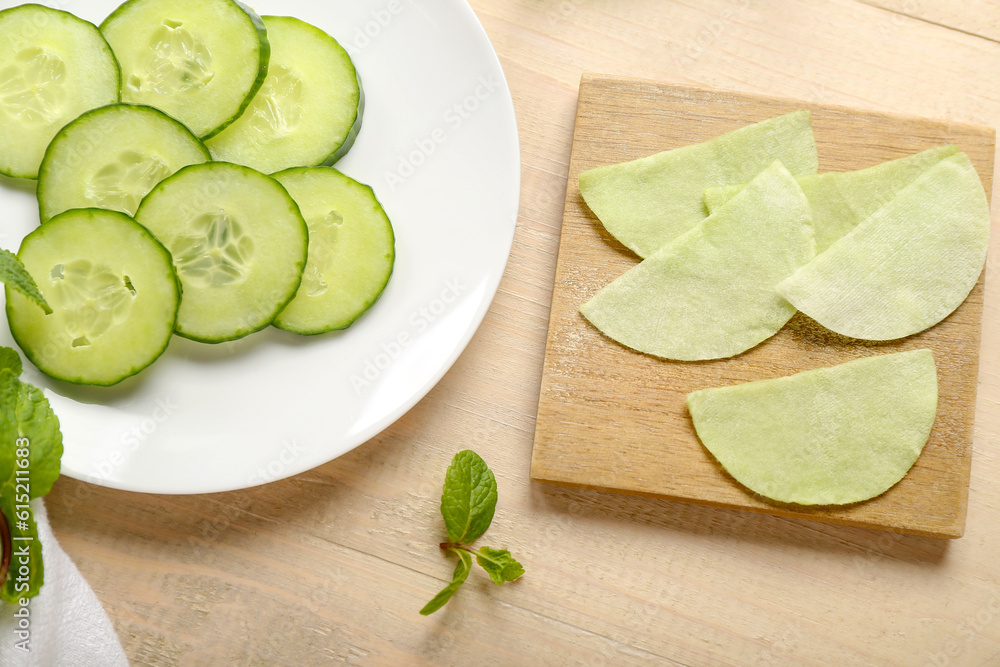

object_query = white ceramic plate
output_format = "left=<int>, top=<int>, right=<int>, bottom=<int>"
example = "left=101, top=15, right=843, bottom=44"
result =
left=0, top=0, right=520, bottom=493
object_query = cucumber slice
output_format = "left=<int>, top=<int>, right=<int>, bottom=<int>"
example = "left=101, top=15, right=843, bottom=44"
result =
left=5, top=208, right=179, bottom=386
left=271, top=167, right=394, bottom=334
left=100, top=0, right=269, bottom=139
left=206, top=16, right=363, bottom=173
left=134, top=162, right=308, bottom=343
left=0, top=5, right=120, bottom=179
left=37, top=103, right=210, bottom=224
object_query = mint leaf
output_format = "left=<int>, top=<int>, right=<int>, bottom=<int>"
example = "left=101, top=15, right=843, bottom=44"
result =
left=0, top=353, right=63, bottom=603
left=440, top=450, right=497, bottom=544
left=14, top=382, right=62, bottom=499
left=0, top=248, right=51, bottom=314
left=475, top=546, right=525, bottom=585
left=419, top=548, right=472, bottom=616
left=0, top=347, right=22, bottom=377
left=0, top=369, right=62, bottom=499
left=0, top=370, right=19, bottom=487
left=0, top=492, right=42, bottom=604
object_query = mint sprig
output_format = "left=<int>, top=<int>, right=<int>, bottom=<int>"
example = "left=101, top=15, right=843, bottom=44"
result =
left=420, top=450, right=524, bottom=615
left=0, top=248, right=51, bottom=315
left=0, top=347, right=63, bottom=603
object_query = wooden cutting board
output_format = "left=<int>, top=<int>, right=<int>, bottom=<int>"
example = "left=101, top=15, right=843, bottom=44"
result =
left=530, top=74, right=995, bottom=539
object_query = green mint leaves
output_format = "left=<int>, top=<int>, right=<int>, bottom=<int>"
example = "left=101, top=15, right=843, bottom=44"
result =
left=441, top=448, right=497, bottom=543
left=419, top=548, right=473, bottom=616
left=0, top=347, right=63, bottom=603
left=474, top=546, right=525, bottom=585
left=420, top=450, right=524, bottom=615
left=0, top=348, right=22, bottom=377
left=0, top=248, right=51, bottom=315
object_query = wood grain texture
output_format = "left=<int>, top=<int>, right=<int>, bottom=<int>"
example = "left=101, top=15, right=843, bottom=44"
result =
left=531, top=75, right=995, bottom=539
left=858, top=0, right=1000, bottom=43
left=41, top=1, right=1000, bottom=665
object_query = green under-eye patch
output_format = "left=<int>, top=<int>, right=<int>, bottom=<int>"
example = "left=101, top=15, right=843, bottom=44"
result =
left=703, top=144, right=960, bottom=253
left=687, top=349, right=937, bottom=505
left=579, top=110, right=818, bottom=258
left=776, top=153, right=990, bottom=341
left=580, top=160, right=814, bottom=361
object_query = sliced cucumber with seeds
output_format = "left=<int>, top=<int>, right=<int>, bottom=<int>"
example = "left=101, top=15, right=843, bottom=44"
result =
left=0, top=4, right=120, bottom=179
left=100, top=0, right=269, bottom=139
left=5, top=208, right=179, bottom=386
left=134, top=162, right=308, bottom=343
left=271, top=167, right=394, bottom=335
left=206, top=15, right=363, bottom=174
left=37, top=103, right=210, bottom=223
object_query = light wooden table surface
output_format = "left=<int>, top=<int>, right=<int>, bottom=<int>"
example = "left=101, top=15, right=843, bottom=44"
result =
left=47, top=1, right=1000, bottom=664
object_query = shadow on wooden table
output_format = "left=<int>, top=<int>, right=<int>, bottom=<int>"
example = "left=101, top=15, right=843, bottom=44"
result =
left=527, top=480, right=951, bottom=566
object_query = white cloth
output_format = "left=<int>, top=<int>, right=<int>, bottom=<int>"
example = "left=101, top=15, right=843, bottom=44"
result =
left=0, top=500, right=128, bottom=666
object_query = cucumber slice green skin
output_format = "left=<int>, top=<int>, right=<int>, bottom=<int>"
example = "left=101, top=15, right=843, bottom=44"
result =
left=271, top=167, right=395, bottom=335
left=6, top=208, right=180, bottom=387
left=206, top=15, right=363, bottom=173
left=134, top=162, right=309, bottom=343
left=0, top=4, right=121, bottom=179
left=100, top=0, right=270, bottom=139
left=326, top=76, right=364, bottom=166
left=36, top=103, right=211, bottom=224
